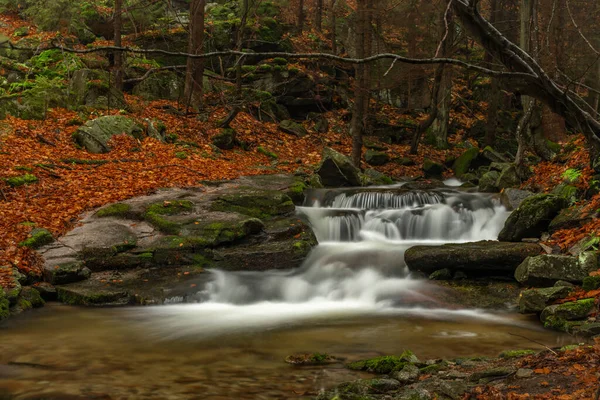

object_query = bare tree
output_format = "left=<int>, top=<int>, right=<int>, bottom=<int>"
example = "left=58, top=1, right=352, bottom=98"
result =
left=183, top=0, right=206, bottom=110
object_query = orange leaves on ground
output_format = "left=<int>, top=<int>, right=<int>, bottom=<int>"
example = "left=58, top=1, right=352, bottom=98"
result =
left=533, top=367, right=551, bottom=375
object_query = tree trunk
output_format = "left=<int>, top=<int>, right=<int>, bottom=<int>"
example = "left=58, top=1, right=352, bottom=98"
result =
left=315, top=0, right=323, bottom=32
left=113, top=0, right=123, bottom=92
left=297, top=0, right=305, bottom=33
left=350, top=0, right=367, bottom=167
left=330, top=0, right=337, bottom=54
left=410, top=64, right=444, bottom=154
left=429, top=9, right=455, bottom=149
left=362, top=0, right=372, bottom=136
left=484, top=0, right=499, bottom=147
left=236, top=0, right=250, bottom=97
left=183, top=0, right=206, bottom=111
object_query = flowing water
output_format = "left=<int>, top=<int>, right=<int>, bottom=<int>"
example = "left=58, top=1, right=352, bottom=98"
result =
left=0, top=184, right=574, bottom=399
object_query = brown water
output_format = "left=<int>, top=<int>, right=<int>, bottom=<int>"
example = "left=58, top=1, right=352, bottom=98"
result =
left=0, top=303, right=572, bottom=400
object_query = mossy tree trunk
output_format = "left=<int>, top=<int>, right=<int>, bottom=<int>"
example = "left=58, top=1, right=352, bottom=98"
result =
left=183, top=0, right=206, bottom=111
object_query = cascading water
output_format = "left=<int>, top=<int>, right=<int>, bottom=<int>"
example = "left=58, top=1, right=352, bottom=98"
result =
left=146, top=184, right=512, bottom=338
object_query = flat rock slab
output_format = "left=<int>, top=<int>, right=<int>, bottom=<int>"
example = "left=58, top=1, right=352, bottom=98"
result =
left=404, top=241, right=541, bottom=275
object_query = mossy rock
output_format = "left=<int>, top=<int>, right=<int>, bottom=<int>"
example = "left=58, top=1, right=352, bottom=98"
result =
left=498, top=194, right=568, bottom=242
left=549, top=205, right=595, bottom=232
left=5, top=173, right=38, bottom=187
left=541, top=298, right=595, bottom=323
left=19, top=228, right=53, bottom=249
left=518, top=286, right=572, bottom=314
left=365, top=149, right=390, bottom=166
left=96, top=203, right=137, bottom=219
left=0, top=291, right=9, bottom=320
left=478, top=170, right=500, bottom=192
left=212, top=128, right=237, bottom=150
left=17, top=287, right=45, bottom=311
left=582, top=275, right=600, bottom=291
left=210, top=190, right=294, bottom=219
left=316, top=147, right=361, bottom=187
left=422, top=159, right=444, bottom=179
left=57, top=286, right=130, bottom=306
left=498, top=349, right=536, bottom=358
left=496, top=165, right=521, bottom=189
left=279, top=120, right=308, bottom=137
left=515, top=254, right=595, bottom=286
left=73, top=115, right=143, bottom=154
left=360, top=169, right=394, bottom=186
left=347, top=351, right=419, bottom=374
left=452, top=147, right=479, bottom=177
left=143, top=200, right=194, bottom=234
left=44, top=261, right=91, bottom=285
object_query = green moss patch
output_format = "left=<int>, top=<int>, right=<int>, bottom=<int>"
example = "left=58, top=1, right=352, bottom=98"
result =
left=19, top=228, right=53, bottom=248
left=347, top=351, right=419, bottom=374
left=582, top=275, right=600, bottom=291
left=96, top=203, right=133, bottom=218
left=498, top=349, right=536, bottom=359
left=6, top=173, right=38, bottom=187
left=210, top=190, right=294, bottom=219
left=144, top=200, right=193, bottom=234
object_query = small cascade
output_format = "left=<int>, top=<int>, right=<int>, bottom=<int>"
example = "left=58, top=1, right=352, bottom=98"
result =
left=153, top=183, right=512, bottom=334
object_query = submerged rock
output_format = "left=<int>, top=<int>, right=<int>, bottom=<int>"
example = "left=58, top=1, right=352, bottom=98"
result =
left=405, top=241, right=541, bottom=275
left=498, top=194, right=568, bottom=241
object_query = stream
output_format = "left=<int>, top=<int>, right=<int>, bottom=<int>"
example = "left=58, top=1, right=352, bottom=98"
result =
left=0, top=184, right=574, bottom=399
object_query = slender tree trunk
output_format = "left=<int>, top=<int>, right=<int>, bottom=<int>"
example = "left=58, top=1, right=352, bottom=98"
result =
left=183, top=0, right=206, bottom=110
left=236, top=0, right=250, bottom=97
left=297, top=0, right=305, bottom=33
left=515, top=99, right=535, bottom=176
left=315, top=0, right=323, bottom=32
left=429, top=10, right=454, bottom=149
left=330, top=0, right=337, bottom=54
left=362, top=0, right=372, bottom=136
left=484, top=0, right=499, bottom=147
left=113, top=0, right=123, bottom=92
left=350, top=0, right=367, bottom=167
left=410, top=65, right=444, bottom=154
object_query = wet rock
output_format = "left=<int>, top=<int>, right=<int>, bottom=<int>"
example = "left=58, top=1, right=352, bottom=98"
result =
left=478, top=170, right=500, bottom=193
left=73, top=115, right=143, bottom=154
left=44, top=260, right=91, bottom=285
left=515, top=368, right=534, bottom=379
left=0, top=290, right=9, bottom=321
left=515, top=253, right=597, bottom=286
left=347, top=351, right=420, bottom=374
left=316, top=147, right=361, bottom=187
left=405, top=241, right=541, bottom=275
left=360, top=168, right=394, bottom=185
left=582, top=275, right=600, bottom=291
left=33, top=282, right=57, bottom=301
left=429, top=268, right=453, bottom=280
left=499, top=188, right=533, bottom=211
left=422, top=159, right=444, bottom=179
left=549, top=205, right=596, bottom=232
left=572, top=322, right=600, bottom=336
left=498, top=194, right=568, bottom=242
left=57, top=286, right=131, bottom=306
left=518, top=286, right=573, bottom=313
left=279, top=119, right=308, bottom=137
left=395, top=364, right=420, bottom=384
left=414, top=377, right=469, bottom=399
left=365, top=149, right=389, bottom=166
left=541, top=298, right=595, bottom=322
left=16, top=287, right=44, bottom=311
left=452, top=147, right=479, bottom=177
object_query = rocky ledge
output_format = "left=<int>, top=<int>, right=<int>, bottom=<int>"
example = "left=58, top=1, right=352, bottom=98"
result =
left=35, top=174, right=316, bottom=306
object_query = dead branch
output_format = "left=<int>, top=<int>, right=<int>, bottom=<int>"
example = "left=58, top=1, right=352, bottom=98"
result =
left=508, top=333, right=557, bottom=355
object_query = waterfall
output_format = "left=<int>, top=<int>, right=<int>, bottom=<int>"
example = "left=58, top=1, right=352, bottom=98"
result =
left=146, top=184, right=512, bottom=337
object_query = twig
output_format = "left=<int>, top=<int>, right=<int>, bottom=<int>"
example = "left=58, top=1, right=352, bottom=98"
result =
left=34, top=164, right=62, bottom=179
left=36, top=134, right=57, bottom=147
left=0, top=187, right=7, bottom=201
left=508, top=333, right=557, bottom=355
left=434, top=0, right=454, bottom=58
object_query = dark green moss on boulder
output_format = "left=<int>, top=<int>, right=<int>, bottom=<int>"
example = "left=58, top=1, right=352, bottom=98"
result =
left=96, top=203, right=134, bottom=218
left=498, top=194, right=568, bottom=241
left=143, top=200, right=194, bottom=234
left=212, top=128, right=237, bottom=150
left=210, top=190, right=294, bottom=219
left=498, top=349, right=536, bottom=358
left=347, top=351, right=419, bottom=374
left=365, top=149, right=390, bottom=166
left=422, top=159, right=444, bottom=179
left=452, top=147, right=479, bottom=177
left=541, top=298, right=595, bottom=324
left=0, top=291, right=9, bottom=320
left=518, top=286, right=572, bottom=313
left=44, top=261, right=91, bottom=285
left=18, top=287, right=45, bottom=310
left=582, top=275, right=600, bottom=291
left=19, top=228, right=53, bottom=248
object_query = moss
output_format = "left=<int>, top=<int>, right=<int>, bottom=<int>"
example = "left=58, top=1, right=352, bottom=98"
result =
left=258, top=64, right=273, bottom=73
left=559, top=344, right=581, bottom=352
left=57, top=287, right=128, bottom=306
left=138, top=252, right=154, bottom=260
left=144, top=200, right=193, bottom=234
left=175, top=151, right=188, bottom=159
left=13, top=165, right=33, bottom=171
left=0, top=292, right=9, bottom=320
left=419, top=362, right=448, bottom=374
left=452, top=147, right=479, bottom=177
left=582, top=275, right=600, bottom=291
left=241, top=65, right=258, bottom=73
left=292, top=240, right=312, bottom=256
left=498, top=349, right=536, bottom=358
left=273, top=57, right=288, bottom=65
left=6, top=173, right=38, bottom=187
left=19, top=287, right=44, bottom=309
left=347, top=351, right=419, bottom=374
left=19, top=228, right=53, bottom=248
left=257, top=146, right=278, bottom=159
left=555, top=298, right=595, bottom=317
left=96, top=203, right=132, bottom=218
left=546, top=139, right=561, bottom=154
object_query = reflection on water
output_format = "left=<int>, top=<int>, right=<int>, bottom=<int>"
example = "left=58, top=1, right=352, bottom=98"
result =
left=0, top=304, right=571, bottom=400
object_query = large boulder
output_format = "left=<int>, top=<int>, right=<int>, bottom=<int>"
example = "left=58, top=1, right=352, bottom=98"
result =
left=496, top=165, right=521, bottom=189
left=365, top=149, right=389, bottom=166
left=541, top=298, right=596, bottom=332
left=498, top=194, right=568, bottom=241
left=73, top=116, right=144, bottom=153
left=404, top=241, right=541, bottom=275
left=422, top=159, right=444, bottom=179
left=515, top=253, right=597, bottom=286
left=499, top=188, right=533, bottom=210
left=452, top=147, right=479, bottom=177
left=279, top=120, right=308, bottom=137
left=518, top=286, right=573, bottom=314
left=316, top=147, right=362, bottom=187
left=478, top=171, right=500, bottom=192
